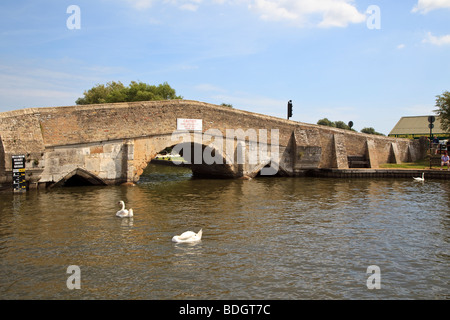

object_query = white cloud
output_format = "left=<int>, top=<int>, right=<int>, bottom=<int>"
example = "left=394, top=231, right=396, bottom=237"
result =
left=179, top=3, right=199, bottom=11
left=127, top=0, right=155, bottom=9
left=423, top=32, right=450, bottom=46
left=249, top=0, right=366, bottom=28
left=127, top=0, right=203, bottom=11
left=162, top=0, right=203, bottom=11
left=412, top=0, right=450, bottom=14
left=0, top=87, right=76, bottom=100
left=397, top=44, right=406, bottom=49
left=0, top=61, right=125, bottom=110
left=126, top=0, right=366, bottom=28
left=249, top=0, right=298, bottom=22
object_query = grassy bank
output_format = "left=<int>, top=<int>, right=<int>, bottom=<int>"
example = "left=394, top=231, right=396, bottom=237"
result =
left=379, top=158, right=438, bottom=169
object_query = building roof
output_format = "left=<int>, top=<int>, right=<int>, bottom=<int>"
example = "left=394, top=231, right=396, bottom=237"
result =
left=389, top=116, right=446, bottom=137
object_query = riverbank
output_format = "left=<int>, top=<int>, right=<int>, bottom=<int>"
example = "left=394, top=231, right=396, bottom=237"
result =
left=310, top=168, right=450, bottom=180
left=150, top=159, right=450, bottom=180
left=1, top=163, right=448, bottom=192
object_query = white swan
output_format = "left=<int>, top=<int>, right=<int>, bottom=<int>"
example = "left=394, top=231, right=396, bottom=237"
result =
left=116, top=200, right=134, bottom=218
left=413, top=172, right=425, bottom=182
left=172, top=229, right=202, bottom=243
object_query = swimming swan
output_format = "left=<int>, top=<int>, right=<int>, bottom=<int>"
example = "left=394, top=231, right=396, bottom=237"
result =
left=116, top=201, right=134, bottom=218
left=413, top=172, right=425, bottom=182
left=172, top=229, right=202, bottom=243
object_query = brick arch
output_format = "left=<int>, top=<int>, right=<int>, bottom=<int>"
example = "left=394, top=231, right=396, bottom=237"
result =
left=132, top=136, right=238, bottom=181
left=247, top=159, right=291, bottom=178
left=51, top=167, right=108, bottom=188
left=130, top=129, right=290, bottom=181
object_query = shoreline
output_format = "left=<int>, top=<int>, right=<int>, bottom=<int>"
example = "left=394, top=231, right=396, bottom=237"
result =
left=309, top=168, right=450, bottom=180
left=2, top=166, right=448, bottom=192
left=151, top=159, right=450, bottom=180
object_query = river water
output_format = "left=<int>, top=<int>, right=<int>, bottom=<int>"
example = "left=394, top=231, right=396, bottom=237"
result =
left=0, top=163, right=448, bottom=300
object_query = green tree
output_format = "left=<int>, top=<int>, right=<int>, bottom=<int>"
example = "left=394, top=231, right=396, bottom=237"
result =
left=317, top=118, right=336, bottom=127
left=361, top=127, right=385, bottom=136
left=334, top=121, right=351, bottom=130
left=434, top=91, right=450, bottom=133
left=220, top=103, right=233, bottom=108
left=75, top=81, right=125, bottom=105
left=317, top=118, right=355, bottom=131
left=76, top=81, right=182, bottom=105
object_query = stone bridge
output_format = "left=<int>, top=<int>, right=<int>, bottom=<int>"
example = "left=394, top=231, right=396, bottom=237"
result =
left=0, top=100, right=424, bottom=188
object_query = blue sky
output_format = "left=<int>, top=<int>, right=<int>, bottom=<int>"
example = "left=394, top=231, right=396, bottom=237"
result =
left=1, top=0, right=449, bottom=134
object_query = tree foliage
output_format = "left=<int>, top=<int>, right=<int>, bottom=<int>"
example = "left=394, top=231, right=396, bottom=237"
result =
left=318, top=118, right=384, bottom=135
left=317, top=118, right=336, bottom=127
left=75, top=81, right=183, bottom=105
left=434, top=91, right=450, bottom=133
left=334, top=121, right=351, bottom=130
left=361, top=127, right=385, bottom=136
left=317, top=118, right=354, bottom=131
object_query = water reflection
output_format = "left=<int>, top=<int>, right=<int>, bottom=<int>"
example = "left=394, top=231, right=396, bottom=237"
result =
left=0, top=163, right=448, bottom=299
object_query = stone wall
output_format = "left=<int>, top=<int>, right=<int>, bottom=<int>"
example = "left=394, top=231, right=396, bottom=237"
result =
left=0, top=100, right=424, bottom=187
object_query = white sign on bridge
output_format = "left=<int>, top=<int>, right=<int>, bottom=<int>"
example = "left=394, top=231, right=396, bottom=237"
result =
left=177, top=118, right=202, bottom=131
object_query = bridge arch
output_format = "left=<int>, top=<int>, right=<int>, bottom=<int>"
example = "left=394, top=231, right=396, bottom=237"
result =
left=246, top=158, right=291, bottom=178
left=135, top=138, right=237, bottom=180
left=132, top=130, right=285, bottom=181
left=51, top=168, right=108, bottom=188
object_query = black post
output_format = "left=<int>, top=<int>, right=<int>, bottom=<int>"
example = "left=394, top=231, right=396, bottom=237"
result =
left=287, top=100, right=293, bottom=120
left=430, top=125, right=432, bottom=169
left=428, top=116, right=435, bottom=169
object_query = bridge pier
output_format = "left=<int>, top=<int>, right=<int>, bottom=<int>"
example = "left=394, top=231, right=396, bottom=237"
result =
left=123, top=140, right=138, bottom=183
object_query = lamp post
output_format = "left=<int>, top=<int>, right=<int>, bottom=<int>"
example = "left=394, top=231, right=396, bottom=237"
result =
left=428, top=116, right=435, bottom=169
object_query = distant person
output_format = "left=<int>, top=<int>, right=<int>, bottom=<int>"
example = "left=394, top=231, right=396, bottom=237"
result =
left=441, top=152, right=450, bottom=170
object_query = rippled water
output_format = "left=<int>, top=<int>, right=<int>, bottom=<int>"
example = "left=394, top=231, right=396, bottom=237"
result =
left=0, top=163, right=448, bottom=299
